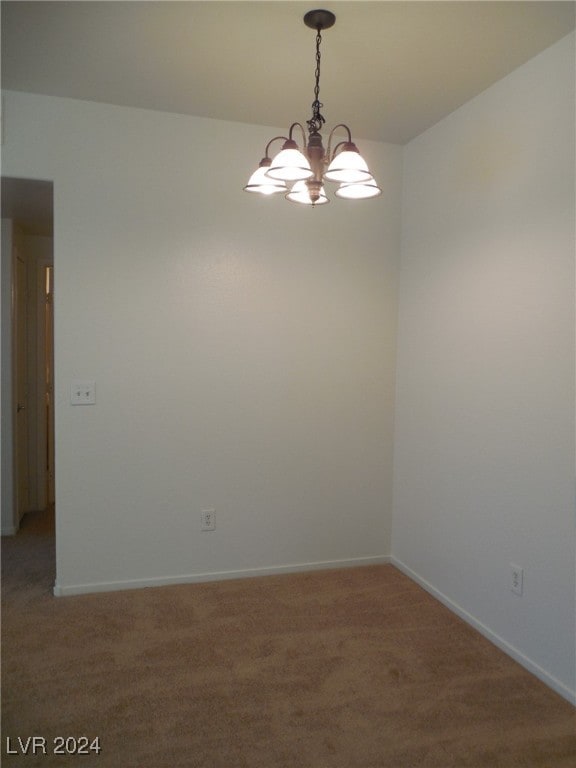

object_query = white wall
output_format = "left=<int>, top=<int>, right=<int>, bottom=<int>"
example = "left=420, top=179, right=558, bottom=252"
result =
left=393, top=33, right=575, bottom=702
left=1, top=90, right=402, bottom=592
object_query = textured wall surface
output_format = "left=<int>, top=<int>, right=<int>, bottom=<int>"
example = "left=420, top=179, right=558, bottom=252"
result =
left=1, top=91, right=401, bottom=592
left=393, top=33, right=575, bottom=700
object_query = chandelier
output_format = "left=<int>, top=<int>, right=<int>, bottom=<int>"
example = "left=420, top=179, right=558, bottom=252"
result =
left=243, top=9, right=381, bottom=206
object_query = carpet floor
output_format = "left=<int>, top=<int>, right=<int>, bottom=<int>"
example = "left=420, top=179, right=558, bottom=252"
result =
left=2, top=510, right=575, bottom=768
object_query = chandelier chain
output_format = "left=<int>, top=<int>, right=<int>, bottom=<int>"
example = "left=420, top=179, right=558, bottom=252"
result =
left=307, top=27, right=326, bottom=135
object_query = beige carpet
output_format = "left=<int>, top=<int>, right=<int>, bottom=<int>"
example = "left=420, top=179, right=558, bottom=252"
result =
left=2, top=510, right=575, bottom=767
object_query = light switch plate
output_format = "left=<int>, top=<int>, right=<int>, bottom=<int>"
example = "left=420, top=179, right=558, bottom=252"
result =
left=71, top=380, right=96, bottom=405
left=201, top=509, right=216, bottom=531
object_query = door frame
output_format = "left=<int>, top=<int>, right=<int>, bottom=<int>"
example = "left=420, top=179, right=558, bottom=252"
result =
left=1, top=179, right=54, bottom=536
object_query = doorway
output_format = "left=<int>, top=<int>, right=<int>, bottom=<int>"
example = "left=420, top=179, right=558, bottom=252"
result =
left=1, top=177, right=54, bottom=537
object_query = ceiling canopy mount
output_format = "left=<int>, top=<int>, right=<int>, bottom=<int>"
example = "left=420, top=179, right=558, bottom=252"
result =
left=303, top=9, right=336, bottom=31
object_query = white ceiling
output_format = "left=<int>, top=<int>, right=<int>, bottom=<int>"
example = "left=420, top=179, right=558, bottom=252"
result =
left=2, top=1, right=574, bottom=145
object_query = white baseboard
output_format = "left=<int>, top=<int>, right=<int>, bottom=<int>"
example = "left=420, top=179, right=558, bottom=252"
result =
left=392, top=557, right=576, bottom=707
left=53, top=554, right=391, bottom=598
left=1, top=525, right=17, bottom=536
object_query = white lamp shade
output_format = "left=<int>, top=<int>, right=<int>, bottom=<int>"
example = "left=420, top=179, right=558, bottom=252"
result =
left=335, top=178, right=382, bottom=200
left=286, top=180, right=329, bottom=205
left=266, top=148, right=313, bottom=181
left=244, top=166, right=287, bottom=195
left=324, top=150, right=372, bottom=183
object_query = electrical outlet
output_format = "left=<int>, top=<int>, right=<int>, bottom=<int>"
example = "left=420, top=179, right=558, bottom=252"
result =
left=510, top=563, right=524, bottom=596
left=71, top=380, right=96, bottom=405
left=201, top=509, right=216, bottom=531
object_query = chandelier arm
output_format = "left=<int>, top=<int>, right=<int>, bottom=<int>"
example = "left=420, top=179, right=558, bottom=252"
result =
left=330, top=140, right=350, bottom=159
left=326, top=124, right=353, bottom=160
left=288, top=122, right=308, bottom=149
left=264, top=136, right=289, bottom=158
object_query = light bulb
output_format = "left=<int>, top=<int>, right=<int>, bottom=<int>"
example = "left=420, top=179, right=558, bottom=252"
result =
left=286, top=179, right=329, bottom=205
left=243, top=165, right=287, bottom=195
left=266, top=140, right=313, bottom=182
left=324, top=143, right=372, bottom=183
left=335, top=178, right=382, bottom=200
